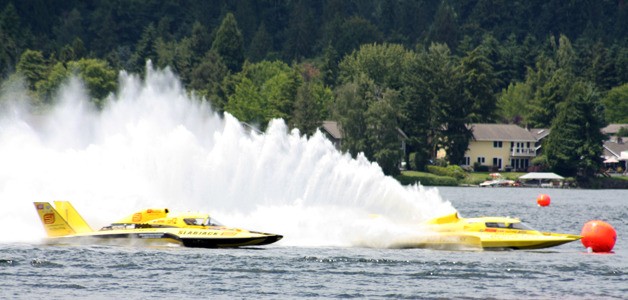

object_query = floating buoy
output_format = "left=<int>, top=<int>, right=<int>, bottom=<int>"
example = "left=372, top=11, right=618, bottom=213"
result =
left=581, top=220, right=617, bottom=253
left=537, top=194, right=551, bottom=207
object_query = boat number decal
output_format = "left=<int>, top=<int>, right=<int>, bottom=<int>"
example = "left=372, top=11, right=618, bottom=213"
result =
left=43, top=213, right=55, bottom=224
left=132, top=213, right=142, bottom=222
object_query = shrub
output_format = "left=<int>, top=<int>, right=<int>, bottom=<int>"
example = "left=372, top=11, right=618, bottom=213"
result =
left=427, top=165, right=467, bottom=180
left=396, top=172, right=458, bottom=186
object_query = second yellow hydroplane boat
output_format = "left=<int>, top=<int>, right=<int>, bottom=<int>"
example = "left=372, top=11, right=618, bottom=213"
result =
left=394, top=212, right=581, bottom=250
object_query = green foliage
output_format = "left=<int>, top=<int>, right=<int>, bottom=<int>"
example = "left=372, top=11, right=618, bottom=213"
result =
left=601, top=83, right=628, bottom=123
left=248, top=23, right=273, bottom=62
left=473, top=163, right=489, bottom=172
left=334, top=75, right=372, bottom=158
left=460, top=45, right=498, bottom=122
left=130, top=23, right=158, bottom=72
left=617, top=127, right=628, bottom=138
left=225, top=60, right=299, bottom=128
left=544, top=82, right=606, bottom=178
left=426, top=165, right=467, bottom=180
left=497, top=82, right=531, bottom=124
left=16, top=49, right=47, bottom=90
left=365, top=89, right=402, bottom=176
left=339, top=43, right=413, bottom=90
left=189, top=51, right=229, bottom=111
left=395, top=171, right=458, bottom=186
left=212, top=13, right=244, bottom=72
left=290, top=74, right=333, bottom=136
left=333, top=16, right=383, bottom=57
left=35, top=58, right=116, bottom=108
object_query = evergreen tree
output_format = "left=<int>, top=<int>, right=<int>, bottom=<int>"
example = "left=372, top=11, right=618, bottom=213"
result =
left=211, top=13, right=244, bottom=72
left=248, top=23, right=273, bottom=62
left=283, top=0, right=316, bottom=61
left=0, top=3, right=21, bottom=75
left=190, top=51, right=229, bottom=111
left=427, top=1, right=459, bottom=50
left=544, top=82, right=607, bottom=178
left=460, top=46, right=497, bottom=122
left=131, top=23, right=158, bottom=72
left=321, top=42, right=339, bottom=87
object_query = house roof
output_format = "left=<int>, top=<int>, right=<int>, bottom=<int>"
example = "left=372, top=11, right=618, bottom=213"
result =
left=529, top=128, right=550, bottom=140
left=470, top=124, right=537, bottom=142
left=519, top=172, right=564, bottom=180
left=602, top=124, right=628, bottom=135
left=603, top=141, right=628, bottom=158
left=321, top=121, right=342, bottom=140
left=320, top=120, right=408, bottom=140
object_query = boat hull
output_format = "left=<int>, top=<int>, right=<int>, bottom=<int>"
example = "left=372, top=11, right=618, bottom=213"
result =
left=44, top=229, right=283, bottom=248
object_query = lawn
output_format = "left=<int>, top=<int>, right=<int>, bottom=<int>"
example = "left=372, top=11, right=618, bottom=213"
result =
left=398, top=171, right=528, bottom=186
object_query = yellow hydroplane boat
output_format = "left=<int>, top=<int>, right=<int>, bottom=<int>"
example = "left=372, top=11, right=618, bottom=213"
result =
left=395, top=212, right=581, bottom=250
left=34, top=201, right=282, bottom=248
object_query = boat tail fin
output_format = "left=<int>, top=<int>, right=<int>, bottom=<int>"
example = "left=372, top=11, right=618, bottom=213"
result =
left=426, top=212, right=461, bottom=224
left=33, top=202, right=76, bottom=237
left=53, top=201, right=93, bottom=233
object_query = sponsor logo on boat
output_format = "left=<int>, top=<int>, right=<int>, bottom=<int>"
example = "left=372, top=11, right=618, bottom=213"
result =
left=43, top=213, right=55, bottom=224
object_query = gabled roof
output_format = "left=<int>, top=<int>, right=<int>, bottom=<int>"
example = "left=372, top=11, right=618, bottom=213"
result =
left=321, top=121, right=342, bottom=139
left=470, top=124, right=537, bottom=142
left=519, top=172, right=564, bottom=180
left=602, top=124, right=628, bottom=135
left=529, top=128, right=550, bottom=140
left=603, top=141, right=628, bottom=158
left=320, top=120, right=408, bottom=140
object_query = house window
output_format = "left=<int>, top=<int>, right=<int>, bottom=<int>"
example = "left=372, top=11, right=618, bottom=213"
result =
left=464, top=157, right=470, bottom=165
left=477, top=157, right=485, bottom=164
left=493, top=141, right=503, bottom=148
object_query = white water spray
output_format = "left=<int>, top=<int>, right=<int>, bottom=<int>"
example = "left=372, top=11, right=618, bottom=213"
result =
left=0, top=65, right=455, bottom=247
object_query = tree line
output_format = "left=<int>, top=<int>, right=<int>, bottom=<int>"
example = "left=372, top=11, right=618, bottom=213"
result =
left=1, top=0, right=627, bottom=179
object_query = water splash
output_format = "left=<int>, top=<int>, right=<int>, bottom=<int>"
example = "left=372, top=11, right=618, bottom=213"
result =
left=0, top=65, right=455, bottom=247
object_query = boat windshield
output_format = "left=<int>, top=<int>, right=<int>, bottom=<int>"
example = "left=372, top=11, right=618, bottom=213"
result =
left=205, top=217, right=223, bottom=226
left=183, top=217, right=223, bottom=226
left=485, top=222, right=536, bottom=230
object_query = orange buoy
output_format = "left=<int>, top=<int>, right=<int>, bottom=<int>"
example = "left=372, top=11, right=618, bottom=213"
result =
left=581, top=220, right=617, bottom=253
left=537, top=194, right=551, bottom=207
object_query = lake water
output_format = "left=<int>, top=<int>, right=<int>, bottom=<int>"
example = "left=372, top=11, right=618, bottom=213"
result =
left=1, top=187, right=625, bottom=300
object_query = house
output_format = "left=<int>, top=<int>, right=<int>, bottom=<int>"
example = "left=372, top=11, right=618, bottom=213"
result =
left=320, top=120, right=408, bottom=167
left=602, top=124, right=628, bottom=173
left=463, top=124, right=547, bottom=172
left=321, top=121, right=343, bottom=150
left=602, top=124, right=628, bottom=143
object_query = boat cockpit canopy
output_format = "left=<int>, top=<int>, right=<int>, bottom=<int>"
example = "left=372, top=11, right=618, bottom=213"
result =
left=183, top=217, right=223, bottom=227
left=485, top=222, right=535, bottom=231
